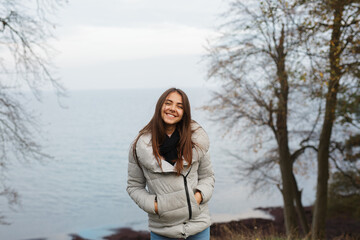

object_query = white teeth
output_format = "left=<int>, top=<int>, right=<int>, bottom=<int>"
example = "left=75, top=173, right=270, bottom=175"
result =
left=166, top=113, right=175, bottom=117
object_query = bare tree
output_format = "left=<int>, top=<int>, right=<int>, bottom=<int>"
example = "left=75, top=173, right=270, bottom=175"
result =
left=205, top=0, right=314, bottom=236
left=0, top=0, right=66, bottom=223
left=206, top=0, right=360, bottom=238
left=303, top=1, right=360, bottom=238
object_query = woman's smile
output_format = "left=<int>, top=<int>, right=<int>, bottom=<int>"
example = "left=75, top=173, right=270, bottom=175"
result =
left=161, top=91, right=184, bottom=129
left=165, top=112, right=176, bottom=118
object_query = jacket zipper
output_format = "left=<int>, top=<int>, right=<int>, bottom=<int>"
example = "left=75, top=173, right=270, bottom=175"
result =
left=183, top=175, right=192, bottom=220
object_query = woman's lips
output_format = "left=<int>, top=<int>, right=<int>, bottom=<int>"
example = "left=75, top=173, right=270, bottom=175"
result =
left=166, top=113, right=176, bottom=118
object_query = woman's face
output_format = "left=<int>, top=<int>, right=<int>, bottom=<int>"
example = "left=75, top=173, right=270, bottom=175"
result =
left=161, top=91, right=184, bottom=127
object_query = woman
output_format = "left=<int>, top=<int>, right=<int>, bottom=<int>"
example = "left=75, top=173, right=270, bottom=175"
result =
left=127, top=88, right=214, bottom=240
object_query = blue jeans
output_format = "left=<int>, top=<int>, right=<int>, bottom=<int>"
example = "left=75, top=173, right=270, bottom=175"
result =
left=150, top=227, right=210, bottom=240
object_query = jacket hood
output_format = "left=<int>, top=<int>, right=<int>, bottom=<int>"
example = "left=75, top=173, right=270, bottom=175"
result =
left=135, top=121, right=209, bottom=174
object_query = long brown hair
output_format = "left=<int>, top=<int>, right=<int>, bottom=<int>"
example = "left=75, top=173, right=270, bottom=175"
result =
left=132, top=88, right=193, bottom=175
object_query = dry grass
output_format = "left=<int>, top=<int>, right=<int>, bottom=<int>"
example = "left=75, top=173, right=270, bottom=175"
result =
left=210, top=224, right=359, bottom=240
left=211, top=223, right=290, bottom=240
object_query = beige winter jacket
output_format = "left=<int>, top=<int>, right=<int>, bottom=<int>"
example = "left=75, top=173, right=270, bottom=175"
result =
left=127, top=122, right=215, bottom=239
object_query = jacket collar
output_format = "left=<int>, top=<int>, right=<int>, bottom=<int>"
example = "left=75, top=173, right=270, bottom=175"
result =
left=135, top=121, right=209, bottom=175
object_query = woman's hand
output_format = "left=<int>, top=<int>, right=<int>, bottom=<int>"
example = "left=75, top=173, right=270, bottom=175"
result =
left=154, top=200, right=158, bottom=214
left=194, top=190, right=202, bottom=205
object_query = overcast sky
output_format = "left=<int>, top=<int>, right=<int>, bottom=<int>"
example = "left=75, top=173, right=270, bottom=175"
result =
left=53, top=0, right=226, bottom=90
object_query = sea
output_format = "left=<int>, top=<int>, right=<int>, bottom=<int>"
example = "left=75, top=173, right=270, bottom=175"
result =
left=0, top=88, right=316, bottom=240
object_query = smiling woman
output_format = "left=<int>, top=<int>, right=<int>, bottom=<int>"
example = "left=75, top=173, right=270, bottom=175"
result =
left=161, top=91, right=184, bottom=133
left=127, top=88, right=215, bottom=239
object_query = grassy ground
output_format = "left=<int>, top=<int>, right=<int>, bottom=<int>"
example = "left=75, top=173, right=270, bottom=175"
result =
left=210, top=229, right=358, bottom=240
left=210, top=230, right=359, bottom=240
left=209, top=219, right=359, bottom=240
left=210, top=224, right=290, bottom=240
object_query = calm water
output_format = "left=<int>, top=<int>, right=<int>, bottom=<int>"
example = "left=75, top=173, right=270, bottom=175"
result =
left=0, top=89, right=315, bottom=240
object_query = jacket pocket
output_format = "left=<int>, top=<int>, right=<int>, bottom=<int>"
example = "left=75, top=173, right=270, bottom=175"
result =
left=189, top=191, right=201, bottom=219
left=156, top=191, right=189, bottom=224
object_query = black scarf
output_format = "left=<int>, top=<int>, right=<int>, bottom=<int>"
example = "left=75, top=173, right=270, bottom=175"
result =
left=159, top=129, right=180, bottom=166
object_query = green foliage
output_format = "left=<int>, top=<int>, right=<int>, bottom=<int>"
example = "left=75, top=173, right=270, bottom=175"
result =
left=336, top=90, right=360, bottom=125
left=328, top=171, right=360, bottom=219
left=344, top=134, right=360, bottom=162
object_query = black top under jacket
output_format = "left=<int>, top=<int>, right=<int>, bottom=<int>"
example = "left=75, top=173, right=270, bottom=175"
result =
left=159, top=129, right=180, bottom=165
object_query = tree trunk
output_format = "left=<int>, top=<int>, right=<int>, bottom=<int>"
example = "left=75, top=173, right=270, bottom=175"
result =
left=275, top=25, right=298, bottom=236
left=278, top=140, right=298, bottom=236
left=311, top=3, right=343, bottom=239
left=291, top=172, right=310, bottom=235
left=277, top=107, right=298, bottom=235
